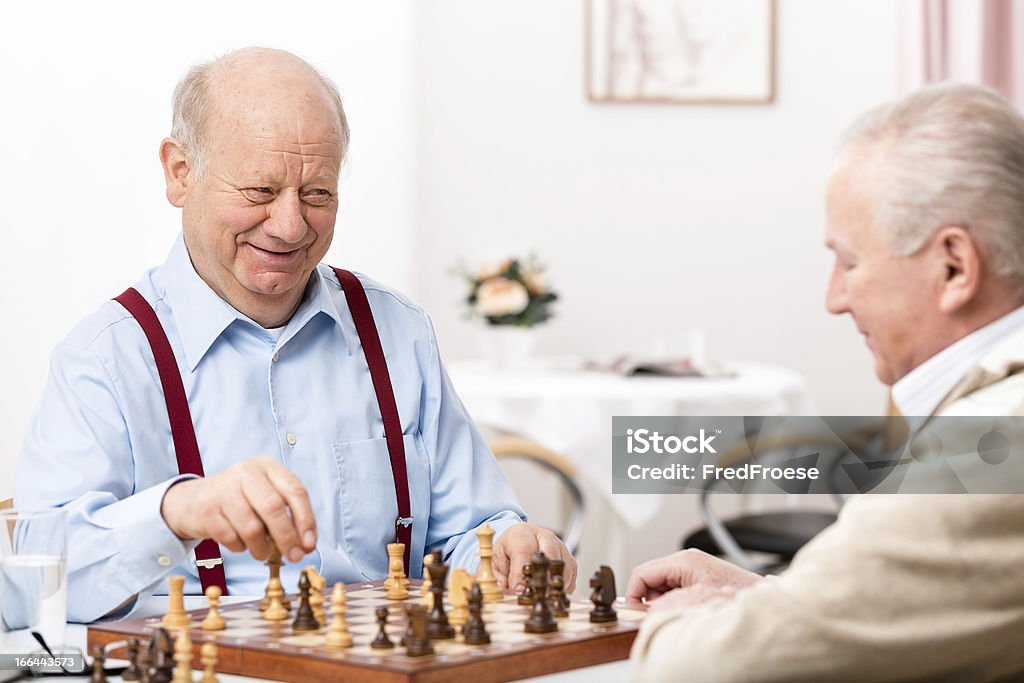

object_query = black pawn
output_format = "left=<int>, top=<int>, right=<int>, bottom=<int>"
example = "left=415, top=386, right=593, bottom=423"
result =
left=89, top=645, right=106, bottom=683
left=517, top=564, right=535, bottom=605
left=121, top=638, right=143, bottom=681
left=371, top=606, right=394, bottom=649
left=426, top=554, right=455, bottom=640
left=292, top=570, right=320, bottom=632
left=524, top=552, right=557, bottom=634
left=548, top=560, right=569, bottom=618
left=404, top=604, right=435, bottom=657
left=463, top=583, right=491, bottom=645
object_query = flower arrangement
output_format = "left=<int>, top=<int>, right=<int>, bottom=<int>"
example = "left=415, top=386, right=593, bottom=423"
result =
left=456, top=256, right=558, bottom=327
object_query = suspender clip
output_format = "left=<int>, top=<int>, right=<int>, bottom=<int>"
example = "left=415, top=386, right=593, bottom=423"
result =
left=396, top=516, right=414, bottom=529
left=195, top=557, right=224, bottom=570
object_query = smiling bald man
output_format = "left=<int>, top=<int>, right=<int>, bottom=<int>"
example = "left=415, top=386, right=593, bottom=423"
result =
left=15, top=48, right=574, bottom=622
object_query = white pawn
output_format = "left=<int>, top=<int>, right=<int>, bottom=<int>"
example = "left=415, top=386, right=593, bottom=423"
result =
left=172, top=627, right=194, bottom=683
left=325, top=583, right=353, bottom=649
left=199, top=642, right=219, bottom=683
left=201, top=585, right=225, bottom=631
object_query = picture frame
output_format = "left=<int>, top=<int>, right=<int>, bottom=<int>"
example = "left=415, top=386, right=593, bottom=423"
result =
left=585, top=0, right=776, bottom=104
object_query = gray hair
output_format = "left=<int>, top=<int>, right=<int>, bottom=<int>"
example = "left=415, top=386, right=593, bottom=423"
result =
left=170, top=51, right=350, bottom=179
left=837, top=82, right=1024, bottom=283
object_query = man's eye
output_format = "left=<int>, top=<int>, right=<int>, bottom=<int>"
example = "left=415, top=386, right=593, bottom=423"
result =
left=302, top=189, right=332, bottom=206
left=241, top=188, right=274, bottom=202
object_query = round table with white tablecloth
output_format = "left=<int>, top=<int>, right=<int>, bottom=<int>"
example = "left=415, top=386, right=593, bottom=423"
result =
left=447, top=358, right=813, bottom=587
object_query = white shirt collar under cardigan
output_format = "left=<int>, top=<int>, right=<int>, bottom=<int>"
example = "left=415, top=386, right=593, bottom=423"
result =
left=892, top=304, right=1024, bottom=417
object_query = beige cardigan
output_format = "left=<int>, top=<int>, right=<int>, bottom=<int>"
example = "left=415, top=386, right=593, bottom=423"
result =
left=631, top=328, right=1024, bottom=682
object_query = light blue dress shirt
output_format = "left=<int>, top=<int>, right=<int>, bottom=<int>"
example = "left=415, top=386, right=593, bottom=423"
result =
left=15, top=235, right=525, bottom=623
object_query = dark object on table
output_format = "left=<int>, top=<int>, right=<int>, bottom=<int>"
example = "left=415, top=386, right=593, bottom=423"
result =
left=371, top=607, right=395, bottom=649
left=589, top=566, right=618, bottom=623
left=524, top=552, right=557, bottom=634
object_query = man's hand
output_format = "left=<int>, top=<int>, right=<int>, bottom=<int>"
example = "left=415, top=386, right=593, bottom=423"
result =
left=492, top=522, right=577, bottom=593
left=160, top=457, right=317, bottom=563
left=626, top=549, right=763, bottom=611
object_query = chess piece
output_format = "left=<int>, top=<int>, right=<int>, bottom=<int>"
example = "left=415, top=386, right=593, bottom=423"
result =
left=403, top=604, right=435, bottom=657
left=201, top=585, right=226, bottom=631
left=172, top=627, right=193, bottom=683
left=162, top=576, right=190, bottom=630
left=463, top=582, right=491, bottom=645
left=448, top=568, right=472, bottom=630
left=199, top=642, right=219, bottom=683
left=420, top=554, right=433, bottom=598
left=420, top=554, right=435, bottom=607
left=386, top=543, right=410, bottom=600
left=149, top=628, right=176, bottom=683
left=548, top=559, right=569, bottom=618
left=89, top=644, right=106, bottom=683
left=371, top=606, right=395, bottom=649
left=426, top=551, right=455, bottom=639
left=263, top=573, right=289, bottom=621
left=325, top=583, right=353, bottom=649
left=121, top=638, right=143, bottom=681
left=524, top=552, right=557, bottom=634
left=304, top=567, right=326, bottom=624
left=475, top=523, right=502, bottom=602
left=292, top=569, right=320, bottom=632
left=517, top=564, right=535, bottom=606
left=260, top=540, right=291, bottom=612
left=588, top=566, right=618, bottom=624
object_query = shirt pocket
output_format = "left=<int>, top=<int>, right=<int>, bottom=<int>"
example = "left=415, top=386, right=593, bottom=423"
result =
left=333, top=433, right=425, bottom=579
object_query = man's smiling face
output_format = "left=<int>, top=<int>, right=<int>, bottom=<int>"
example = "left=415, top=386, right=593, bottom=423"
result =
left=176, top=52, right=344, bottom=324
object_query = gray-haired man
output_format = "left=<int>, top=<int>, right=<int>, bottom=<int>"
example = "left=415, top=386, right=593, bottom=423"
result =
left=628, top=83, right=1024, bottom=682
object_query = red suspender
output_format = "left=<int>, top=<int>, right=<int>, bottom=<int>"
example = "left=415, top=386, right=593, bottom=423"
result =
left=113, top=288, right=228, bottom=595
left=333, top=268, right=413, bottom=574
left=114, top=268, right=413, bottom=589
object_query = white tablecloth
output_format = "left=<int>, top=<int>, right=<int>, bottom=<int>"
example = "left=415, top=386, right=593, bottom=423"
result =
left=449, top=358, right=812, bottom=529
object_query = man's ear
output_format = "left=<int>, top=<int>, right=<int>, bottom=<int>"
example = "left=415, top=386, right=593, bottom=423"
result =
left=934, top=225, right=982, bottom=314
left=159, top=138, right=192, bottom=208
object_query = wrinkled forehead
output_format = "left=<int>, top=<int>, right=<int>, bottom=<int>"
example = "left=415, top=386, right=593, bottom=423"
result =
left=205, top=88, right=344, bottom=175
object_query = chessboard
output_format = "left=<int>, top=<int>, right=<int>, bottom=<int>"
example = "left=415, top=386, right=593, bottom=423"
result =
left=86, top=580, right=646, bottom=683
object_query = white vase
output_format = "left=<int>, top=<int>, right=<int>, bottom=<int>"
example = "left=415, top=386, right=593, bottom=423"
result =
left=477, top=326, right=539, bottom=371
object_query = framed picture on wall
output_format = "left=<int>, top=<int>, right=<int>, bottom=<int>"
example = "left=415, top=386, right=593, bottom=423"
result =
left=586, top=0, right=776, bottom=104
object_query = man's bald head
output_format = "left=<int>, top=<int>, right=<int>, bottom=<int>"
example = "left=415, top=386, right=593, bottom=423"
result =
left=170, top=47, right=350, bottom=179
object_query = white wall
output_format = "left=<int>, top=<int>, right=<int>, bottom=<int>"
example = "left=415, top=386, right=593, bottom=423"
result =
left=0, top=0, right=900, bottom=500
left=0, top=1, right=416, bottom=497
left=412, top=0, right=897, bottom=415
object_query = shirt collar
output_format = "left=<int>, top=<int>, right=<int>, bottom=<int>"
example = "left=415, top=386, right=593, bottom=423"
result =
left=155, top=234, right=350, bottom=371
left=892, top=304, right=1024, bottom=416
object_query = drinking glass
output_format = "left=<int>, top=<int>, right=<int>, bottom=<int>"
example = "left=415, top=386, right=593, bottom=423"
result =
left=0, top=508, right=68, bottom=657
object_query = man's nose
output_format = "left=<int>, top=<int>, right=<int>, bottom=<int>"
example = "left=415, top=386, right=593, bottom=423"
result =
left=825, top=266, right=848, bottom=315
left=264, top=193, right=307, bottom=243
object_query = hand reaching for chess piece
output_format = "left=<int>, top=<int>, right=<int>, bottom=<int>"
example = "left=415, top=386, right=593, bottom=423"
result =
left=160, top=457, right=317, bottom=563
left=492, top=522, right=577, bottom=594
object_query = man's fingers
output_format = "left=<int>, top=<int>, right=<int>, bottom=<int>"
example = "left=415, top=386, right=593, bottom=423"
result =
left=626, top=559, right=676, bottom=603
left=241, top=474, right=302, bottom=562
left=223, top=491, right=271, bottom=560
left=507, top=554, right=531, bottom=592
left=563, top=556, right=578, bottom=593
left=264, top=462, right=317, bottom=554
left=208, top=512, right=245, bottom=553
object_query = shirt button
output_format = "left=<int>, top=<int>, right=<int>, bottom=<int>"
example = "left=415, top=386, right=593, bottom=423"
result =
left=272, top=351, right=280, bottom=362
left=286, top=433, right=297, bottom=446
left=157, top=555, right=172, bottom=567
